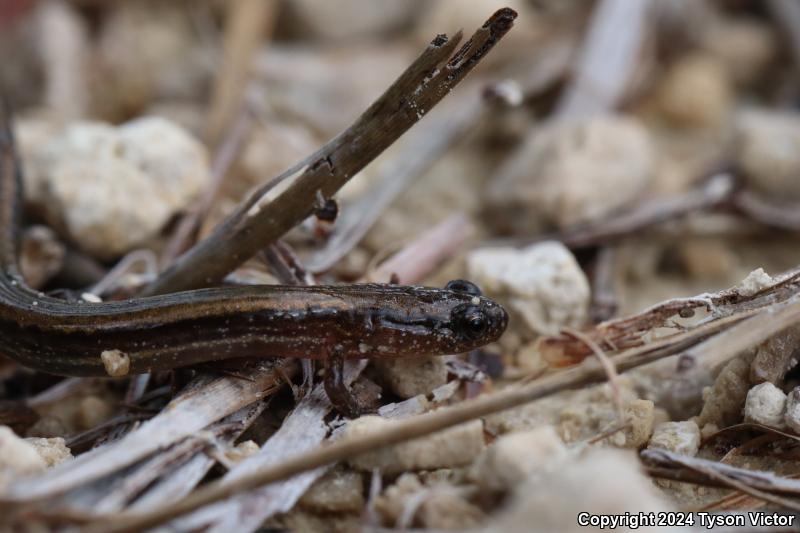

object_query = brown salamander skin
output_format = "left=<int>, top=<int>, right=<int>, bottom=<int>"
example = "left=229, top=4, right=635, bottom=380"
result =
left=0, top=106, right=508, bottom=413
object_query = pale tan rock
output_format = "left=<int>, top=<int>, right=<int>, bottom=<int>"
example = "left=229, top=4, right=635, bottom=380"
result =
left=116, top=117, right=210, bottom=208
left=277, top=510, right=360, bottom=533
left=375, top=472, right=484, bottom=530
left=26, top=117, right=210, bottom=258
left=144, top=102, right=205, bottom=139
left=697, top=349, right=756, bottom=428
left=750, top=324, right=800, bottom=385
left=25, top=437, right=71, bottom=467
left=700, top=422, right=719, bottom=440
left=744, top=382, right=787, bottom=429
left=618, top=399, right=656, bottom=449
left=648, top=421, right=701, bottom=457
left=299, top=467, right=365, bottom=513
left=655, top=53, right=732, bottom=129
left=785, top=388, right=800, bottom=435
left=678, top=239, right=737, bottom=280
left=75, top=395, right=114, bottom=431
left=486, top=115, right=654, bottom=231
left=373, top=356, right=448, bottom=399
left=515, top=341, right=548, bottom=374
left=702, top=17, right=777, bottom=86
left=93, top=1, right=211, bottom=119
left=101, top=349, right=130, bottom=377
left=736, top=268, right=775, bottom=298
left=374, top=473, right=424, bottom=524
left=19, top=225, right=65, bottom=289
left=628, top=356, right=715, bottom=422
left=15, top=115, right=60, bottom=198
left=0, top=426, right=46, bottom=474
left=235, top=440, right=260, bottom=455
left=484, top=449, right=674, bottom=533
left=653, top=407, right=671, bottom=428
left=467, top=242, right=589, bottom=337
left=25, top=416, right=67, bottom=439
left=0, top=426, right=47, bottom=491
left=415, top=488, right=485, bottom=530
left=232, top=120, right=318, bottom=198
left=468, top=426, right=568, bottom=492
left=735, top=109, right=800, bottom=201
left=486, top=377, right=640, bottom=444
left=345, top=416, right=484, bottom=474
left=651, top=0, right=713, bottom=49
left=650, top=132, right=728, bottom=195
left=225, top=440, right=260, bottom=465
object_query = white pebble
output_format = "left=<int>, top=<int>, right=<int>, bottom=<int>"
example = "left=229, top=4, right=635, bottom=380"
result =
left=468, top=426, right=568, bottom=492
left=467, top=242, right=589, bottom=336
left=345, top=416, right=484, bottom=474
left=24, top=437, right=72, bottom=467
left=299, top=467, right=365, bottom=513
left=785, top=387, right=800, bottom=434
left=0, top=426, right=47, bottom=491
left=736, top=268, right=774, bottom=297
left=744, top=382, right=787, bottom=429
left=734, top=109, right=800, bottom=201
left=25, top=117, right=210, bottom=258
left=486, top=115, right=654, bottom=231
left=483, top=448, right=675, bottom=533
left=101, top=349, right=130, bottom=377
left=373, top=356, right=448, bottom=399
left=647, top=421, right=701, bottom=457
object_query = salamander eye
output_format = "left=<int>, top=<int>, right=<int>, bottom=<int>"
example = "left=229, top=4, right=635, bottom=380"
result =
left=445, top=279, right=482, bottom=296
left=453, top=305, right=489, bottom=340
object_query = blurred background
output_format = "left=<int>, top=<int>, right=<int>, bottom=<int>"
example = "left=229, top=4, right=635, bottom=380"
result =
left=5, top=3, right=800, bottom=529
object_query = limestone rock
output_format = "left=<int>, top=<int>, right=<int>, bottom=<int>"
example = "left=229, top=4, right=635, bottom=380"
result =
left=467, top=242, right=589, bottom=337
left=486, top=115, right=654, bottom=232
left=744, top=382, right=787, bottom=429
left=647, top=421, right=701, bottom=457
left=26, top=117, right=210, bottom=258
left=483, top=449, right=674, bottom=533
left=734, top=109, right=800, bottom=201
left=468, top=426, right=568, bottom=492
left=655, top=53, right=732, bottom=129
left=345, top=416, right=484, bottom=474
left=373, top=356, right=449, bottom=399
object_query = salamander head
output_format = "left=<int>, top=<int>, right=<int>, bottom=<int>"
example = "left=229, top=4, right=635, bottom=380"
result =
left=438, top=279, right=508, bottom=352
left=348, top=279, right=508, bottom=357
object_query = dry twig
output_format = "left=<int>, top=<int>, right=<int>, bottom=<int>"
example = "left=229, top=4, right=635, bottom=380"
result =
left=733, top=190, right=800, bottom=232
left=540, top=262, right=800, bottom=365
left=304, top=94, right=483, bottom=274
left=363, top=214, right=474, bottom=284
left=589, top=245, right=619, bottom=323
left=556, top=0, right=654, bottom=117
left=6, top=360, right=294, bottom=501
left=643, top=448, right=800, bottom=510
left=141, top=8, right=518, bottom=295
left=205, top=0, right=275, bottom=147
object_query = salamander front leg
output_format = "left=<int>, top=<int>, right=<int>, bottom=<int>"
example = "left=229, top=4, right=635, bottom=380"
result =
left=324, top=347, right=362, bottom=418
